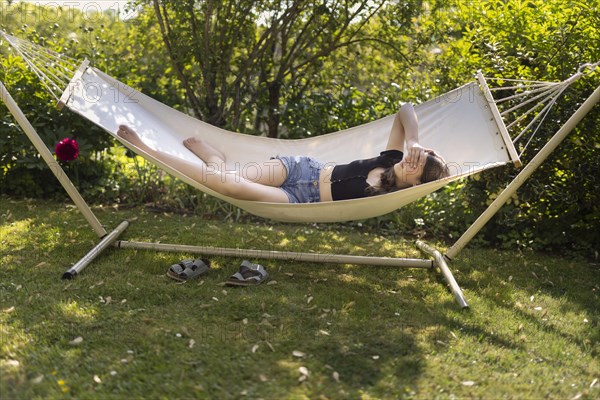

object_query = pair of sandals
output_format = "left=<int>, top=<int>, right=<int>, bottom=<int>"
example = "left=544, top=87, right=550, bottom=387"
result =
left=167, top=258, right=268, bottom=286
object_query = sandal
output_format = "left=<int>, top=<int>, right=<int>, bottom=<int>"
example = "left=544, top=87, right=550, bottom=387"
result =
left=225, top=260, right=268, bottom=286
left=167, top=258, right=210, bottom=282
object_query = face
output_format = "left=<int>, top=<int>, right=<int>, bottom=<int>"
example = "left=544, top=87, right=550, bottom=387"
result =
left=393, top=159, right=424, bottom=187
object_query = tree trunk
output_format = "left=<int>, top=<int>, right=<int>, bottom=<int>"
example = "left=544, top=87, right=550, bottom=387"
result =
left=267, top=81, right=281, bottom=138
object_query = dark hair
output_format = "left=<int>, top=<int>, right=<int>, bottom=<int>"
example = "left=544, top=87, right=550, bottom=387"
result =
left=421, top=151, right=450, bottom=184
left=367, top=151, right=450, bottom=196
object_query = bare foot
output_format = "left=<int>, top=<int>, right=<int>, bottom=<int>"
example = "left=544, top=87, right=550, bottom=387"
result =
left=117, top=125, right=147, bottom=150
left=183, top=137, right=226, bottom=164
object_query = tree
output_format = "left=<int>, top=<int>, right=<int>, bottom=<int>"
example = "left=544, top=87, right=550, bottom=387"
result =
left=148, top=0, right=389, bottom=137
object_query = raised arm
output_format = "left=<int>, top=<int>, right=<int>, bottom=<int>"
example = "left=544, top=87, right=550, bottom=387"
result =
left=386, top=103, right=431, bottom=168
left=386, top=103, right=419, bottom=151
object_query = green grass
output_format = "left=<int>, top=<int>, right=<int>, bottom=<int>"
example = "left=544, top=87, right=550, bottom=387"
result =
left=1, top=196, right=598, bottom=399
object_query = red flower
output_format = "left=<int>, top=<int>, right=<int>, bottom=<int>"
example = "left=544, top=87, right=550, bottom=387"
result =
left=55, top=138, right=79, bottom=161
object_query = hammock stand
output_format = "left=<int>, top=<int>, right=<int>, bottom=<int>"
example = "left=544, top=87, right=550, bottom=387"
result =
left=2, top=32, right=598, bottom=308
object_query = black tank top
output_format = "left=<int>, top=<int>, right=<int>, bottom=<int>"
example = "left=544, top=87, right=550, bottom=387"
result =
left=330, top=150, right=404, bottom=200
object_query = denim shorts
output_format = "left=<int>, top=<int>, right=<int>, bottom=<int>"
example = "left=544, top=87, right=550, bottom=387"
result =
left=273, top=156, right=323, bottom=203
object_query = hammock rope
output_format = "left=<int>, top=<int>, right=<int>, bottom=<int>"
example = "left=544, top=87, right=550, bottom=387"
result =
left=1, top=32, right=78, bottom=99
left=484, top=65, right=598, bottom=157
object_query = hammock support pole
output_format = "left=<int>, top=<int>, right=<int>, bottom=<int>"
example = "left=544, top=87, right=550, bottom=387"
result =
left=1, top=80, right=129, bottom=278
left=446, top=84, right=600, bottom=260
left=0, top=80, right=107, bottom=238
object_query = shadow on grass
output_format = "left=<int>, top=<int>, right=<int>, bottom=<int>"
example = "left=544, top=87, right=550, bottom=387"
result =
left=440, top=247, right=599, bottom=356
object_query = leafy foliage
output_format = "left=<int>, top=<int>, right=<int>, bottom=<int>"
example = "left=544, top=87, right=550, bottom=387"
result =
left=425, top=0, right=600, bottom=256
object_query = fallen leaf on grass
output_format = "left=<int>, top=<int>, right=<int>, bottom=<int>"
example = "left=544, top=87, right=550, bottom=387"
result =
left=461, top=380, right=476, bottom=386
left=251, top=344, right=259, bottom=353
left=69, top=337, right=83, bottom=346
left=332, top=371, right=340, bottom=382
left=89, top=281, right=104, bottom=289
left=189, top=339, right=196, bottom=349
left=2, top=306, right=15, bottom=313
left=292, top=350, right=306, bottom=358
left=341, top=301, right=355, bottom=314
left=93, top=375, right=102, bottom=384
left=298, top=366, right=309, bottom=382
left=265, top=341, right=275, bottom=352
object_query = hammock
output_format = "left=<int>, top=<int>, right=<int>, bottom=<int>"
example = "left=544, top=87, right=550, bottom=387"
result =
left=72, top=69, right=524, bottom=222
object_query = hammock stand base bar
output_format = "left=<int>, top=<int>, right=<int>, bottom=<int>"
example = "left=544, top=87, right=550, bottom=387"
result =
left=62, top=221, right=130, bottom=279
left=115, top=239, right=434, bottom=268
left=115, top=239, right=470, bottom=306
left=416, top=241, right=468, bottom=308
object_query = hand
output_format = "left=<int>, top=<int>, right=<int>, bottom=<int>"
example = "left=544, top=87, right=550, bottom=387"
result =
left=404, top=143, right=428, bottom=169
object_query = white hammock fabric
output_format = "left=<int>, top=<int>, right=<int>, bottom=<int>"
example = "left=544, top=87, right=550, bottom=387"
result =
left=57, top=64, right=517, bottom=222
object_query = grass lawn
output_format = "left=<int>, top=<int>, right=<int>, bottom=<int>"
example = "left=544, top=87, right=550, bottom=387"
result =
left=0, top=195, right=598, bottom=399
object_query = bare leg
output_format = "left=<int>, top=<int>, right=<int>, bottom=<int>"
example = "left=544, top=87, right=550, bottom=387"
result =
left=117, top=126, right=289, bottom=202
left=183, top=136, right=288, bottom=187
left=237, top=160, right=288, bottom=186
left=183, top=137, right=226, bottom=166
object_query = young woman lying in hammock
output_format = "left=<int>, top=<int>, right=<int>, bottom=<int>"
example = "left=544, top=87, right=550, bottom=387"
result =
left=117, top=103, right=449, bottom=203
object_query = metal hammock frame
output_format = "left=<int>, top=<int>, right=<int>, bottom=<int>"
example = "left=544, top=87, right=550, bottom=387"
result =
left=2, top=31, right=599, bottom=308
